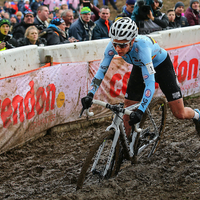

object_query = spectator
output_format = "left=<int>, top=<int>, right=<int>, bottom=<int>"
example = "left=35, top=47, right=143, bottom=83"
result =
left=61, top=4, right=68, bottom=10
left=10, top=14, right=18, bottom=32
left=34, top=5, right=49, bottom=31
left=3, top=1, right=16, bottom=16
left=68, top=0, right=80, bottom=18
left=132, top=0, right=169, bottom=34
left=12, top=10, right=35, bottom=39
left=0, top=11, right=5, bottom=19
left=10, top=14, right=18, bottom=25
left=44, top=0, right=68, bottom=12
left=47, top=10, right=54, bottom=23
left=40, top=17, right=76, bottom=45
left=0, top=6, right=4, bottom=13
left=3, top=12, right=10, bottom=19
left=17, top=25, right=47, bottom=46
left=69, top=6, right=96, bottom=41
left=116, top=0, right=136, bottom=19
left=80, top=0, right=100, bottom=22
left=166, top=9, right=178, bottom=29
left=23, top=0, right=32, bottom=13
left=174, top=2, right=189, bottom=27
left=16, top=11, right=23, bottom=23
left=61, top=9, right=74, bottom=37
left=31, top=0, right=43, bottom=16
left=18, top=0, right=24, bottom=13
left=103, top=0, right=120, bottom=13
left=55, top=8, right=64, bottom=18
left=57, top=0, right=68, bottom=9
left=93, top=6, right=112, bottom=39
left=185, top=0, right=200, bottom=25
left=11, top=0, right=19, bottom=14
left=0, top=18, right=17, bottom=51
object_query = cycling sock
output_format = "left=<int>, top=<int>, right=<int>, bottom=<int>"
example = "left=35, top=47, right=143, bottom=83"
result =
left=193, top=111, right=200, bottom=120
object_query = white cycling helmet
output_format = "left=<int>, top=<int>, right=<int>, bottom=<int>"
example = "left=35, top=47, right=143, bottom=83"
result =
left=109, top=17, right=138, bottom=41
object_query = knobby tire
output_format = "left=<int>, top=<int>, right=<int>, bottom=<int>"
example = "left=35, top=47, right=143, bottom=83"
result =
left=134, top=97, right=167, bottom=162
left=76, top=129, right=120, bottom=190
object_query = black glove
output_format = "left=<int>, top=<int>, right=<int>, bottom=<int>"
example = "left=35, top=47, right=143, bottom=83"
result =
left=129, top=109, right=143, bottom=126
left=81, top=93, right=94, bottom=109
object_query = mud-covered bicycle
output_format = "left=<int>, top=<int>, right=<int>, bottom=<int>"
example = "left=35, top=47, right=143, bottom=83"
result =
left=76, top=97, right=167, bottom=190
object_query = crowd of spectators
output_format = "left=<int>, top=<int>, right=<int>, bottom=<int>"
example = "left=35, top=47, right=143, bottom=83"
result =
left=0, top=0, right=199, bottom=51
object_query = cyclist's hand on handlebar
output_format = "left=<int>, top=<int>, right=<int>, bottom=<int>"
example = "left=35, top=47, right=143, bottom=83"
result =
left=129, top=109, right=143, bottom=126
left=81, top=93, right=94, bottom=109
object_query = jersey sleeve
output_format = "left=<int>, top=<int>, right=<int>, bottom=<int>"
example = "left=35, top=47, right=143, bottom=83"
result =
left=138, top=66, right=155, bottom=113
left=88, top=41, right=116, bottom=95
left=136, top=43, right=156, bottom=113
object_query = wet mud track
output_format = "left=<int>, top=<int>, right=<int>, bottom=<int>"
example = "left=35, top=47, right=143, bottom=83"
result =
left=0, top=97, right=200, bottom=200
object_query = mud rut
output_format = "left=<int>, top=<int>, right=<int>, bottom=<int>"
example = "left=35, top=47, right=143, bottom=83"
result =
left=1, top=97, right=200, bottom=200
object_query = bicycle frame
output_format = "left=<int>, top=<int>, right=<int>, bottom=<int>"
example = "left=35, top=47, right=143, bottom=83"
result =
left=87, top=100, right=142, bottom=178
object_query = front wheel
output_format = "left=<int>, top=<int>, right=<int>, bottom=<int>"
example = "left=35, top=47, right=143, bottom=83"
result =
left=134, top=97, right=167, bottom=161
left=76, top=129, right=120, bottom=190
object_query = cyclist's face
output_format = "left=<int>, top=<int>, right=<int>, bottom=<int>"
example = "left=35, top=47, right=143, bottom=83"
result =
left=113, top=39, right=134, bottom=56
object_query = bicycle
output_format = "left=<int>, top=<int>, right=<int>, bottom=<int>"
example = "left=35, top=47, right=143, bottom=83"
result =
left=76, top=97, right=167, bottom=190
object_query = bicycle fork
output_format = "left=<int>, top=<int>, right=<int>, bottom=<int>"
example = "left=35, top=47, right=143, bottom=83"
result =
left=90, top=129, right=120, bottom=178
left=91, top=113, right=123, bottom=179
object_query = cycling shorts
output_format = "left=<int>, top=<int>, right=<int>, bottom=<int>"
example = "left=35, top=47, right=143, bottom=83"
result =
left=125, top=54, right=182, bottom=102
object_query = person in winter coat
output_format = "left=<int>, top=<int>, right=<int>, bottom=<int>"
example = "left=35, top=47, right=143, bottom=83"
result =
left=40, top=17, right=76, bottom=45
left=166, top=9, right=179, bottom=29
left=69, top=6, right=96, bottom=41
left=12, top=10, right=35, bottom=39
left=185, top=0, right=200, bottom=25
left=17, top=25, right=47, bottom=46
left=93, top=6, right=112, bottom=40
left=31, top=0, right=43, bottom=16
left=174, top=2, right=189, bottom=27
left=131, top=0, right=169, bottom=34
left=0, top=18, right=17, bottom=51
left=115, top=0, right=136, bottom=19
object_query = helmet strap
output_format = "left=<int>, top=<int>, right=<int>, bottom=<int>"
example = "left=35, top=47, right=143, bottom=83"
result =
left=129, top=41, right=133, bottom=51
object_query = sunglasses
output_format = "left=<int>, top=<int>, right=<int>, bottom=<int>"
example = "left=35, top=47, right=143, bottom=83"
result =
left=25, top=15, right=34, bottom=18
left=112, top=41, right=130, bottom=48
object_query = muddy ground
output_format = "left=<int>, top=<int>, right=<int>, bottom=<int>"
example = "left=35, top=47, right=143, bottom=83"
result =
left=0, top=97, right=200, bottom=200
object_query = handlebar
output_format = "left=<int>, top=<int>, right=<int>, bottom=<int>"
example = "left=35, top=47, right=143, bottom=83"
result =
left=80, top=99, right=142, bottom=133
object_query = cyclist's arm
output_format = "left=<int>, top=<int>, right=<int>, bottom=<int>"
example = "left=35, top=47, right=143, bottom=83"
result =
left=136, top=45, right=156, bottom=113
left=138, top=65, right=155, bottom=113
left=88, top=41, right=116, bottom=95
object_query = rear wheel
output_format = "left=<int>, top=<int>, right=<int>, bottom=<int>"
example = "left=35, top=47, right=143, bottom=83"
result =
left=76, top=129, right=120, bottom=190
left=134, top=97, right=167, bottom=162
